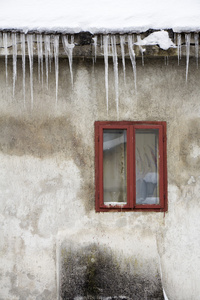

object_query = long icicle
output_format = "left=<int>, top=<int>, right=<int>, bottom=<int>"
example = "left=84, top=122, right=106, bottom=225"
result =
left=21, top=33, right=26, bottom=106
left=137, top=34, right=144, bottom=66
left=45, top=35, right=51, bottom=88
left=54, top=35, right=59, bottom=104
left=185, top=33, right=191, bottom=82
left=103, top=35, right=109, bottom=113
left=37, top=34, right=41, bottom=82
left=194, top=33, right=199, bottom=69
left=12, top=32, right=17, bottom=97
left=93, top=35, right=97, bottom=62
left=37, top=34, right=44, bottom=86
left=111, top=35, right=119, bottom=116
left=27, top=34, right=34, bottom=108
left=62, top=35, right=75, bottom=86
left=3, top=32, right=8, bottom=81
left=120, top=35, right=126, bottom=82
left=49, top=35, right=53, bottom=72
left=177, top=33, right=181, bottom=65
left=39, top=34, right=44, bottom=86
left=128, top=34, right=137, bottom=91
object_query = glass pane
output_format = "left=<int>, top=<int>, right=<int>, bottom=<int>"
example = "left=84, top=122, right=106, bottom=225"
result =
left=135, top=129, right=159, bottom=205
left=103, top=129, right=127, bottom=205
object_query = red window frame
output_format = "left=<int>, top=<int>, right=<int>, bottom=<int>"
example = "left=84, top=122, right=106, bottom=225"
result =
left=95, top=121, right=167, bottom=212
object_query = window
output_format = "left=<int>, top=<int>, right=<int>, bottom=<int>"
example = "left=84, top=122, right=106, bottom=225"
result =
left=95, top=121, right=167, bottom=212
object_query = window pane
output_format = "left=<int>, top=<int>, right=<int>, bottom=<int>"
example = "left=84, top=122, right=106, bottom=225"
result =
left=103, top=129, right=127, bottom=205
left=135, top=129, right=159, bottom=205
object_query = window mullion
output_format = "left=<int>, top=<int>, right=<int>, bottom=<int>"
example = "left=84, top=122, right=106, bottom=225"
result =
left=99, top=126, right=104, bottom=208
left=129, top=125, right=135, bottom=208
left=158, top=126, right=164, bottom=207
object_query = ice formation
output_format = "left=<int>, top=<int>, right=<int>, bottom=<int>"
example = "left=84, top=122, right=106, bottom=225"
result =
left=3, top=32, right=8, bottom=81
left=44, top=35, right=51, bottom=88
left=12, top=32, right=17, bottom=97
left=93, top=35, right=97, bottom=63
left=54, top=35, right=59, bottom=104
left=37, top=34, right=43, bottom=85
left=111, top=35, right=119, bottom=116
left=194, top=33, right=199, bottom=69
left=185, top=33, right=191, bottom=82
left=128, top=34, right=137, bottom=91
left=21, top=33, right=26, bottom=105
left=177, top=33, right=182, bottom=65
left=62, top=35, right=74, bottom=86
left=0, top=30, right=198, bottom=109
left=120, top=35, right=126, bottom=82
left=27, top=34, right=34, bottom=107
left=103, top=35, right=109, bottom=113
left=136, top=34, right=145, bottom=66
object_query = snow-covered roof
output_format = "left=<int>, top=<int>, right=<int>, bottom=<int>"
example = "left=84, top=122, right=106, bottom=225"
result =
left=1, top=0, right=200, bottom=34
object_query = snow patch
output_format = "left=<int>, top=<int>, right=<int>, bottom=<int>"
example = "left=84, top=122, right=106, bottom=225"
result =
left=135, top=30, right=175, bottom=50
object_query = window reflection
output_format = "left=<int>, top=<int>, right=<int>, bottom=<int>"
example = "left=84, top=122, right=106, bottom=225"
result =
left=135, top=129, right=159, bottom=205
left=103, top=129, right=127, bottom=205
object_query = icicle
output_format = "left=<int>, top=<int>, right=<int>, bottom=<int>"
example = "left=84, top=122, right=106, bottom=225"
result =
left=44, top=35, right=51, bottom=88
left=39, top=34, right=44, bottom=86
left=128, top=34, right=137, bottom=91
left=3, top=32, right=8, bottom=81
left=93, top=35, right=97, bottom=62
left=21, top=33, right=26, bottom=106
left=177, top=33, right=182, bottom=65
left=37, top=35, right=40, bottom=82
left=37, top=34, right=44, bottom=85
left=111, top=35, right=119, bottom=116
left=49, top=35, right=54, bottom=72
left=103, top=35, right=109, bottom=113
left=194, top=33, right=199, bottom=69
left=120, top=35, right=126, bottom=82
left=108, top=35, right=111, bottom=54
left=27, top=34, right=34, bottom=108
left=12, top=32, right=17, bottom=97
left=54, top=35, right=59, bottom=104
left=185, top=33, right=191, bottom=82
left=137, top=34, right=144, bottom=66
left=164, top=56, right=169, bottom=66
left=100, top=35, right=103, bottom=50
left=62, top=35, right=75, bottom=86
left=71, top=34, right=74, bottom=44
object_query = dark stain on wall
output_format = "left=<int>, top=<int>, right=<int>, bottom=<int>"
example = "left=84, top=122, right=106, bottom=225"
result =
left=60, top=243, right=164, bottom=300
left=0, top=116, right=85, bottom=158
left=0, top=115, right=95, bottom=212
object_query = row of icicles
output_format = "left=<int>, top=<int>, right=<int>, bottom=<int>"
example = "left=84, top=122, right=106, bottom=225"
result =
left=1, top=32, right=198, bottom=112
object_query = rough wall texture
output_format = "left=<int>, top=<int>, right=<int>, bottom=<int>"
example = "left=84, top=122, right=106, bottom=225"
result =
left=60, top=243, right=163, bottom=299
left=0, top=55, right=200, bottom=299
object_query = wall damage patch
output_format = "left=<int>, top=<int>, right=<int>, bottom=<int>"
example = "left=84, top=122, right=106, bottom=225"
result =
left=60, top=243, right=164, bottom=300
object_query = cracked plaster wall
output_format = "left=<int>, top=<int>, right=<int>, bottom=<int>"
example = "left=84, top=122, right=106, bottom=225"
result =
left=0, top=56, right=200, bottom=299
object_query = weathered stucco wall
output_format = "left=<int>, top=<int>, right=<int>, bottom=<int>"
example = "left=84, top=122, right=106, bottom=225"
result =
left=0, top=55, right=200, bottom=300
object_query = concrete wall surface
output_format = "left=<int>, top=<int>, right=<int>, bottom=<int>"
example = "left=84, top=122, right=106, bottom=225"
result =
left=0, top=55, right=200, bottom=300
